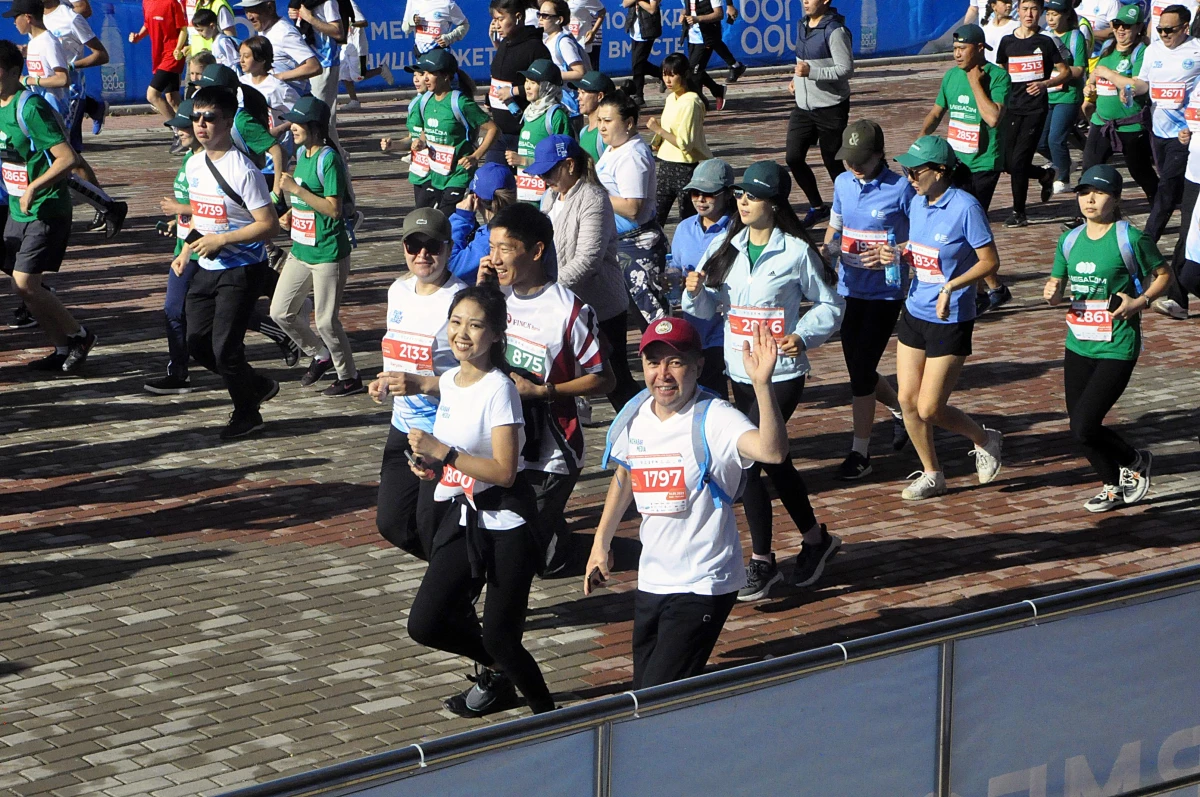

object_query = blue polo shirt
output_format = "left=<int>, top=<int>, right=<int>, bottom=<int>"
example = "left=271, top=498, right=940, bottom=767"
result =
left=829, top=166, right=916, bottom=301
left=904, top=187, right=993, bottom=325
left=671, top=213, right=731, bottom=349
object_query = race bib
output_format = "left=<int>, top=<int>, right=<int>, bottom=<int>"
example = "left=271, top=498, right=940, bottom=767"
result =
left=728, top=305, right=786, bottom=342
left=841, top=227, right=889, bottom=269
left=414, top=22, right=444, bottom=51
left=428, top=141, right=456, bottom=176
left=629, top=453, right=688, bottom=515
left=947, top=118, right=981, bottom=154
left=177, top=214, right=191, bottom=240
left=1151, top=82, right=1186, bottom=109
left=438, top=463, right=476, bottom=503
left=1007, top=53, right=1044, bottom=83
left=505, top=333, right=549, bottom=379
left=908, top=242, right=945, bottom=284
left=1096, top=77, right=1119, bottom=97
left=489, top=78, right=513, bottom=111
left=516, top=169, right=546, bottom=203
left=1066, top=300, right=1113, bottom=342
left=410, top=142, right=432, bottom=179
left=2, top=162, right=29, bottom=197
left=290, top=208, right=316, bottom=246
left=568, top=20, right=583, bottom=37
left=381, top=331, right=435, bottom=375
left=27, top=56, right=45, bottom=78
left=189, top=190, right=229, bottom=233
left=1187, top=105, right=1200, bottom=132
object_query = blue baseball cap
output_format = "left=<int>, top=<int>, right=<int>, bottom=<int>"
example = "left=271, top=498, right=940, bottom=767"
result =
left=524, top=135, right=584, bottom=177
left=469, top=162, right=516, bottom=201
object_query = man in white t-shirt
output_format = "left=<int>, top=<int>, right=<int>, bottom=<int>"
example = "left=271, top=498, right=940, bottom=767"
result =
left=173, top=86, right=281, bottom=440
left=585, top=317, right=788, bottom=689
left=42, top=0, right=107, bottom=151
left=239, top=0, right=321, bottom=95
left=1076, top=0, right=1120, bottom=56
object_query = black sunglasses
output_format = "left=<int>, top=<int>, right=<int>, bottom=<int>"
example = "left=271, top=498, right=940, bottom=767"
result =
left=731, top=188, right=766, bottom=201
left=536, top=11, right=557, bottom=18
left=189, top=111, right=221, bottom=123
left=688, top=189, right=721, bottom=200
left=1157, top=24, right=1184, bottom=35
left=404, top=237, right=444, bottom=256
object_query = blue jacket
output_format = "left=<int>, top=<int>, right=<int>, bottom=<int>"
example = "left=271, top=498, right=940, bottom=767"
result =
left=448, top=209, right=488, bottom=285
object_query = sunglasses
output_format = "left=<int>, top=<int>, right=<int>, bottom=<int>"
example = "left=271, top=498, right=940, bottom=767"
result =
left=1111, top=21, right=1132, bottom=29
left=404, top=237, right=444, bottom=256
left=688, top=189, right=721, bottom=200
left=189, top=111, right=221, bottom=123
left=901, top=165, right=934, bottom=179
left=731, top=188, right=766, bottom=201
left=536, top=11, right=557, bottom=18
left=1157, top=24, right=1184, bottom=35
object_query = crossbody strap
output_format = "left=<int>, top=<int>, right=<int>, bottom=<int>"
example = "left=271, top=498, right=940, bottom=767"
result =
left=204, top=155, right=246, bottom=210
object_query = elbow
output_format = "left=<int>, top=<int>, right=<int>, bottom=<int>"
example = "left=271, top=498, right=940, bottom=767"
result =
left=497, top=467, right=518, bottom=489
left=597, top=369, right=617, bottom=397
left=764, top=442, right=787, bottom=465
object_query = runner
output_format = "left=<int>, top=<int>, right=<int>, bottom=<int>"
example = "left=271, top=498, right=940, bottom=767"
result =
left=402, top=0, right=470, bottom=56
left=338, top=0, right=395, bottom=111
left=1077, top=0, right=1120, bottom=61
left=0, top=38, right=96, bottom=374
left=538, top=0, right=590, bottom=121
left=270, top=96, right=363, bottom=397
left=786, top=0, right=853, bottom=226
left=1043, top=164, right=1166, bottom=512
left=918, top=23, right=1014, bottom=310
left=648, top=53, right=712, bottom=226
left=681, top=0, right=728, bottom=110
left=822, top=120, right=914, bottom=481
left=884, top=135, right=1003, bottom=500
left=576, top=69, right=614, bottom=161
left=448, top=162, right=517, bottom=284
left=621, top=0, right=662, bottom=107
left=239, top=37, right=301, bottom=145
left=129, top=0, right=188, bottom=132
left=568, top=0, right=605, bottom=67
left=239, top=0, right=321, bottom=95
left=983, top=0, right=1019, bottom=60
left=173, top=86, right=281, bottom=439
left=381, top=65, right=432, bottom=204
left=408, top=49, right=496, bottom=211
left=192, top=10, right=239, bottom=71
left=477, top=202, right=616, bottom=575
left=185, top=0, right=237, bottom=53
left=507, top=58, right=570, bottom=205
left=369, top=208, right=467, bottom=557
left=488, top=0, right=552, bottom=163
left=196, top=64, right=288, bottom=200
left=584, top=318, right=788, bottom=688
left=682, top=160, right=845, bottom=601
left=1037, top=0, right=1089, bottom=194
left=287, top=0, right=346, bottom=146
left=41, top=0, right=107, bottom=154
left=402, top=283, right=557, bottom=718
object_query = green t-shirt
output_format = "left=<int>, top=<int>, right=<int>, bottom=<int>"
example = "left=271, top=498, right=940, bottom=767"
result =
left=1051, top=223, right=1163, bottom=361
left=0, top=92, right=70, bottom=222
left=415, top=91, right=490, bottom=190
left=935, top=63, right=1011, bottom=173
left=173, top=149, right=198, bottom=259
left=579, top=124, right=604, bottom=162
left=1090, top=44, right=1148, bottom=133
left=747, top=241, right=767, bottom=267
left=1049, top=28, right=1088, bottom=106
left=518, top=105, right=572, bottom=161
left=407, top=92, right=430, bottom=187
left=234, top=110, right=277, bottom=158
left=290, top=145, right=350, bottom=264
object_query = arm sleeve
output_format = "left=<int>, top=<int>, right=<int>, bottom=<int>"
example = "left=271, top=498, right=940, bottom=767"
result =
left=489, top=378, right=526, bottom=428
left=1136, top=49, right=1150, bottom=81
left=936, top=73, right=949, bottom=109
left=1046, top=37, right=1065, bottom=66
left=811, top=27, right=854, bottom=82
left=996, top=38, right=1009, bottom=67
left=74, top=17, right=97, bottom=48
left=401, top=0, right=414, bottom=33
left=1050, top=233, right=1068, bottom=278
left=239, top=167, right=272, bottom=211
left=709, top=402, right=757, bottom=472
left=792, top=247, right=846, bottom=347
left=571, top=302, right=606, bottom=374
left=236, top=115, right=279, bottom=157
left=462, top=96, right=490, bottom=131
left=322, top=0, right=341, bottom=22
left=963, top=199, right=994, bottom=249
left=444, top=16, right=470, bottom=44
left=614, top=149, right=653, bottom=199
left=608, top=424, right=630, bottom=469
left=218, top=5, right=235, bottom=28
left=321, top=151, right=344, bottom=199
left=829, top=175, right=844, bottom=230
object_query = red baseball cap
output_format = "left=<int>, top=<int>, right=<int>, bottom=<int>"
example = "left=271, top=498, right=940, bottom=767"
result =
left=638, top=316, right=702, bottom=355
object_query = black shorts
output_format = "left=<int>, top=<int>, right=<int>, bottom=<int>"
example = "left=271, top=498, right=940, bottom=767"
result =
left=896, top=308, right=973, bottom=358
left=149, top=69, right=182, bottom=94
left=3, top=216, right=71, bottom=275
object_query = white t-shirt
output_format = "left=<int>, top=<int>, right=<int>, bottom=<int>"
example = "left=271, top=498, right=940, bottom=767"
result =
left=432, top=367, right=527, bottom=530
left=241, top=73, right=299, bottom=128
left=262, top=17, right=318, bottom=93
left=1077, top=0, right=1119, bottom=30
left=184, top=148, right=272, bottom=270
left=44, top=4, right=96, bottom=65
left=212, top=33, right=240, bottom=71
left=568, top=0, right=605, bottom=46
left=546, top=30, right=590, bottom=74
left=503, top=282, right=605, bottom=474
left=403, top=0, right=468, bottom=53
left=983, top=19, right=1018, bottom=64
left=26, top=30, right=70, bottom=113
left=686, top=0, right=723, bottom=44
left=1137, top=38, right=1200, bottom=137
left=309, top=0, right=342, bottom=69
left=383, top=274, right=467, bottom=433
left=596, top=136, right=658, bottom=226
left=1150, top=0, right=1200, bottom=45
left=186, top=0, right=236, bottom=41
left=608, top=395, right=756, bottom=595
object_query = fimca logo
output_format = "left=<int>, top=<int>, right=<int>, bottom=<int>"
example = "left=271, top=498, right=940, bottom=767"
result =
left=505, top=312, right=540, bottom=332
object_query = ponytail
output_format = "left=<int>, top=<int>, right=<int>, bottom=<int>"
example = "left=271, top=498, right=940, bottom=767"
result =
left=455, top=68, right=477, bottom=97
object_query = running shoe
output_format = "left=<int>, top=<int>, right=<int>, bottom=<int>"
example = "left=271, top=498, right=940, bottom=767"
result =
left=169, top=134, right=185, bottom=156
left=631, top=94, right=646, bottom=108
left=1052, top=180, right=1071, bottom=195
left=380, top=62, right=395, bottom=86
left=714, top=93, right=727, bottom=112
left=971, top=427, right=1003, bottom=484
left=258, top=377, right=280, bottom=406
left=105, top=201, right=128, bottom=239
left=445, top=667, right=518, bottom=717
left=1039, top=170, right=1056, bottom=203
left=88, top=209, right=106, bottom=232
left=1118, top=449, right=1152, bottom=505
left=350, top=210, right=366, bottom=236
left=144, top=373, right=192, bottom=395
left=61, top=329, right=96, bottom=373
left=28, top=350, right=67, bottom=372
left=323, top=376, right=366, bottom=397
left=790, top=526, right=841, bottom=588
left=300, top=357, right=334, bottom=387
left=987, top=283, right=1012, bottom=310
left=1083, top=484, right=1122, bottom=513
left=10, top=303, right=36, bottom=328
left=727, top=62, right=747, bottom=83
left=91, top=99, right=107, bottom=136
left=834, top=451, right=872, bottom=481
left=975, top=290, right=992, bottom=316
left=273, top=335, right=301, bottom=367
left=220, top=409, right=265, bottom=440
left=901, top=470, right=946, bottom=500
left=1151, top=298, right=1188, bottom=320
left=343, top=99, right=361, bottom=111
left=802, top=204, right=830, bottom=228
left=891, top=415, right=910, bottom=452
left=1004, top=212, right=1028, bottom=228
left=737, top=554, right=782, bottom=601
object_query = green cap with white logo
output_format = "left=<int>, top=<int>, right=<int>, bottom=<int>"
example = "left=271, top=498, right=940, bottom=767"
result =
left=734, top=161, right=791, bottom=201
left=895, top=135, right=958, bottom=169
left=1075, top=164, right=1123, bottom=197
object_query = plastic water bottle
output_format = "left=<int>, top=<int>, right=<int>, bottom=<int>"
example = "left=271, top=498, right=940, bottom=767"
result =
left=100, top=4, right=125, bottom=101
left=859, top=0, right=878, bottom=55
left=1121, top=83, right=1135, bottom=109
left=884, top=228, right=901, bottom=289
left=664, top=253, right=683, bottom=308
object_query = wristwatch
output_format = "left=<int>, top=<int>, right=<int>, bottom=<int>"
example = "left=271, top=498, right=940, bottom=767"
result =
left=939, top=285, right=954, bottom=296
left=443, top=447, right=459, bottom=468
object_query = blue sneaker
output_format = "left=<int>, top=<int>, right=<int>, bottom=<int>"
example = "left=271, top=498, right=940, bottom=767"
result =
left=91, top=100, right=107, bottom=136
left=802, top=204, right=830, bottom=228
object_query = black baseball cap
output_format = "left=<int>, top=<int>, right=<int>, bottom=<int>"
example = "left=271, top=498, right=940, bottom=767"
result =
left=734, top=161, right=791, bottom=201
left=953, top=23, right=991, bottom=50
left=4, top=0, right=43, bottom=17
left=1075, top=164, right=1123, bottom=197
left=165, top=99, right=196, bottom=129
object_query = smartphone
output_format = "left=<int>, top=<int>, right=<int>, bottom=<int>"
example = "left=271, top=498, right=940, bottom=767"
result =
left=404, top=450, right=425, bottom=469
left=185, top=229, right=204, bottom=245
left=155, top=220, right=172, bottom=237
left=587, top=566, right=606, bottom=592
left=1107, top=294, right=1123, bottom=313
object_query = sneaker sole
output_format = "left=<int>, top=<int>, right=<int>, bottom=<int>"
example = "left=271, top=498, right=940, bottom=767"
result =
left=902, top=487, right=947, bottom=501
left=736, top=570, right=783, bottom=602
left=259, top=381, right=280, bottom=405
left=143, top=384, right=193, bottom=395
left=62, top=335, right=97, bottom=374
left=220, top=421, right=265, bottom=440
left=791, top=537, right=842, bottom=588
left=1123, top=451, right=1152, bottom=505
left=834, top=464, right=873, bottom=481
left=325, top=386, right=367, bottom=397
left=1084, top=499, right=1123, bottom=513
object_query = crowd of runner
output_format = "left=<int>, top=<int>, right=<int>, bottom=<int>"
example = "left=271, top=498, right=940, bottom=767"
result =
left=2, top=0, right=1192, bottom=717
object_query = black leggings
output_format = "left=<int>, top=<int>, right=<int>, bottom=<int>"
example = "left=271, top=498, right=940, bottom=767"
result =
left=1001, top=110, right=1049, bottom=215
left=1063, top=348, right=1138, bottom=486
left=654, top=159, right=698, bottom=227
left=731, top=377, right=817, bottom=556
left=407, top=511, right=554, bottom=713
left=376, top=425, right=436, bottom=558
left=785, top=101, right=849, bottom=208
left=599, top=311, right=642, bottom=411
left=687, top=42, right=725, bottom=103
left=840, top=297, right=902, bottom=397
left=414, top=183, right=468, bottom=212
left=1168, top=180, right=1199, bottom=309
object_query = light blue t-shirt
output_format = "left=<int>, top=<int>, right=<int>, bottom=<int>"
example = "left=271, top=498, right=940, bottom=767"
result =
left=904, top=187, right=993, bottom=324
left=830, top=166, right=916, bottom=302
left=671, top=212, right=730, bottom=350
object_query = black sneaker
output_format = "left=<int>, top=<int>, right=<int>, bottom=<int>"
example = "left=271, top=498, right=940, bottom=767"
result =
left=104, top=201, right=128, bottom=239
left=1061, top=216, right=1085, bottom=231
left=9, top=303, right=36, bottom=328
left=631, top=94, right=646, bottom=108
left=891, top=415, right=910, bottom=452
left=28, top=350, right=67, bottom=371
left=88, top=209, right=106, bottom=231
left=975, top=290, right=992, bottom=316
left=1004, top=212, right=1028, bottom=228
left=444, top=667, right=518, bottom=718
left=737, top=554, right=782, bottom=601
left=802, top=205, right=830, bottom=228
left=834, top=451, right=872, bottom=481
left=144, top=373, right=192, bottom=394
left=323, top=376, right=366, bottom=397
left=988, top=283, right=1012, bottom=310
left=258, top=377, right=280, bottom=406
left=727, top=62, right=747, bottom=83
left=220, top=410, right=265, bottom=440
left=543, top=531, right=574, bottom=576
left=790, top=526, right=841, bottom=588
left=61, top=329, right=96, bottom=373
left=300, top=357, right=333, bottom=387
left=1039, top=170, right=1055, bottom=203
left=278, top=337, right=301, bottom=367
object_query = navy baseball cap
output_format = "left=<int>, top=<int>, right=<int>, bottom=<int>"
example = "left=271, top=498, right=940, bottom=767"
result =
left=519, top=58, right=562, bottom=85
left=470, top=162, right=516, bottom=201
left=735, top=161, right=791, bottom=201
left=524, top=135, right=584, bottom=177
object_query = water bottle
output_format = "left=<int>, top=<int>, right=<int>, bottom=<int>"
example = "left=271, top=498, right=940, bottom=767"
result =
left=859, top=0, right=878, bottom=55
left=884, top=228, right=901, bottom=289
left=1121, top=83, right=1135, bottom=109
left=664, top=253, right=683, bottom=308
left=100, top=4, right=125, bottom=101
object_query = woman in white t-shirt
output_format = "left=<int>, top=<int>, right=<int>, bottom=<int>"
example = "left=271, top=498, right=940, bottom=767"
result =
left=539, top=0, right=590, bottom=117
left=402, top=283, right=556, bottom=719
left=983, top=0, right=1019, bottom=63
left=595, top=92, right=669, bottom=327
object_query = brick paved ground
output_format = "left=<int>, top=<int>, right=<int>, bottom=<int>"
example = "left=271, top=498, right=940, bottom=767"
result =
left=3, top=60, right=1200, bottom=796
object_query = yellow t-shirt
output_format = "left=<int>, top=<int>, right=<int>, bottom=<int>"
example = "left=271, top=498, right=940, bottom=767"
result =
left=656, top=91, right=713, bottom=164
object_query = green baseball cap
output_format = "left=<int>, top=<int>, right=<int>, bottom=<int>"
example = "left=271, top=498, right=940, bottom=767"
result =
left=408, top=48, right=458, bottom=75
left=735, top=161, right=790, bottom=201
left=283, top=95, right=331, bottom=126
left=1044, top=0, right=1068, bottom=11
left=895, top=135, right=958, bottom=169
left=165, top=98, right=195, bottom=129
left=401, top=207, right=453, bottom=244
left=1114, top=4, right=1143, bottom=25
left=196, top=63, right=240, bottom=89
left=519, top=58, right=563, bottom=86
left=1075, top=164, right=1123, bottom=197
left=953, top=23, right=991, bottom=50
left=577, top=70, right=616, bottom=94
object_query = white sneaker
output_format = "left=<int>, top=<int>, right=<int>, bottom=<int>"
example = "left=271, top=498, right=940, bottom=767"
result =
left=1052, top=180, right=1071, bottom=194
left=1118, top=449, right=1152, bottom=505
left=902, top=470, right=947, bottom=500
left=971, top=427, right=1003, bottom=484
left=380, top=62, right=395, bottom=86
left=1151, top=297, right=1188, bottom=320
left=343, top=99, right=362, bottom=112
left=1084, top=485, right=1122, bottom=513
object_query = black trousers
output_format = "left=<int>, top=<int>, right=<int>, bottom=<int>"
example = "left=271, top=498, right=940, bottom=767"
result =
left=1081, top=124, right=1159, bottom=200
left=785, top=100, right=849, bottom=208
left=524, top=467, right=578, bottom=570
left=407, top=513, right=555, bottom=713
left=414, top=183, right=468, bottom=212
left=1146, top=135, right=1190, bottom=242
left=730, top=377, right=817, bottom=556
left=687, top=42, right=725, bottom=103
left=1063, top=348, right=1138, bottom=486
left=376, top=426, right=438, bottom=558
left=632, top=589, right=737, bottom=689
left=1000, top=110, right=1049, bottom=215
left=1169, top=179, right=1199, bottom=309
left=964, top=168, right=1002, bottom=213
left=711, top=38, right=739, bottom=68
left=629, top=38, right=661, bottom=98
left=598, top=311, right=642, bottom=411
left=185, top=262, right=271, bottom=414
left=654, top=160, right=698, bottom=227
left=840, top=297, right=903, bottom=397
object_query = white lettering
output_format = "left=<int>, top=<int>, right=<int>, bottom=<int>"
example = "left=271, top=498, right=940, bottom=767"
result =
left=762, top=24, right=786, bottom=56
left=1065, top=742, right=1141, bottom=796
left=1159, top=724, right=1200, bottom=780
left=370, top=20, right=387, bottom=39
left=988, top=765, right=1048, bottom=797
left=610, top=9, right=626, bottom=28
left=761, top=0, right=784, bottom=23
